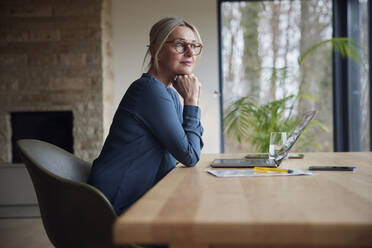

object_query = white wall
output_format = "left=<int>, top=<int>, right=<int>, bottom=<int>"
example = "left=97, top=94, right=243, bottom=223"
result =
left=112, top=0, right=220, bottom=153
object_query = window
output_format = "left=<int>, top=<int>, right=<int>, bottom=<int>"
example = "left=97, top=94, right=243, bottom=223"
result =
left=333, top=0, right=370, bottom=151
left=219, top=0, right=370, bottom=152
left=359, top=0, right=370, bottom=151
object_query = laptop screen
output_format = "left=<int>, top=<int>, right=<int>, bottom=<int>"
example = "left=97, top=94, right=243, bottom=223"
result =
left=275, top=110, right=316, bottom=162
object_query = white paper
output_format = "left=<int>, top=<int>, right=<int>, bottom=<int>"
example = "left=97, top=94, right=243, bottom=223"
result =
left=207, top=168, right=313, bottom=178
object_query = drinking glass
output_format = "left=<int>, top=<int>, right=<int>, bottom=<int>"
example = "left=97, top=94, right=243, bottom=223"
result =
left=269, top=132, right=287, bottom=159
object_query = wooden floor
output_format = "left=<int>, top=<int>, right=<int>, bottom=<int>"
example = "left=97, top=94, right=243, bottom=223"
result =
left=0, top=218, right=53, bottom=248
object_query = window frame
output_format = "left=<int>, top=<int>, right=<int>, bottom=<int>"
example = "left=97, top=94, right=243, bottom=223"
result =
left=369, top=0, right=372, bottom=151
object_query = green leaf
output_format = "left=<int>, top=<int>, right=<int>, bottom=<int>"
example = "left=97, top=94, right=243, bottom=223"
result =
left=298, top=37, right=360, bottom=66
left=298, top=93, right=318, bottom=102
left=224, top=94, right=328, bottom=152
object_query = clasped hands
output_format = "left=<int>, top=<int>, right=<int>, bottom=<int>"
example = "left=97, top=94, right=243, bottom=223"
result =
left=172, top=74, right=201, bottom=106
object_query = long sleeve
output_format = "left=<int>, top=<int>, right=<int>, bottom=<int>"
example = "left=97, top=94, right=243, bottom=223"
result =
left=132, top=82, right=203, bottom=166
left=88, top=73, right=204, bottom=215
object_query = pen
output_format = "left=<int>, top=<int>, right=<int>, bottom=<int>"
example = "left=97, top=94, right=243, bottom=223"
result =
left=254, top=167, right=293, bottom=173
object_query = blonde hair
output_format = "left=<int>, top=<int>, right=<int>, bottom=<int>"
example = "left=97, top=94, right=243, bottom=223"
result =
left=142, top=17, right=203, bottom=73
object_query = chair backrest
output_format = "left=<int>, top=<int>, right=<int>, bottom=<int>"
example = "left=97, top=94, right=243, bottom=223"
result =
left=17, top=139, right=127, bottom=248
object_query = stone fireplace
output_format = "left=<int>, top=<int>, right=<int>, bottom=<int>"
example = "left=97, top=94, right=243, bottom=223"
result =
left=0, top=0, right=113, bottom=163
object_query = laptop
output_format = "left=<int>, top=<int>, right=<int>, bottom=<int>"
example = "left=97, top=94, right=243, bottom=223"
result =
left=211, top=110, right=316, bottom=168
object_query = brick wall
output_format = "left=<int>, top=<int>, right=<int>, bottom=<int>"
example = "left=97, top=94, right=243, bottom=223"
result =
left=0, top=0, right=113, bottom=163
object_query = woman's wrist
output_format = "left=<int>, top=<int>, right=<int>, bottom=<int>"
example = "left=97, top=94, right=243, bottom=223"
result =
left=184, top=98, right=198, bottom=106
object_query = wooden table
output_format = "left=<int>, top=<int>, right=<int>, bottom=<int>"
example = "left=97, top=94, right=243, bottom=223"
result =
left=113, top=153, right=372, bottom=248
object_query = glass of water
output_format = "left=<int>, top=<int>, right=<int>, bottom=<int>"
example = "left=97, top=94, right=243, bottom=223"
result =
left=269, top=132, right=287, bottom=159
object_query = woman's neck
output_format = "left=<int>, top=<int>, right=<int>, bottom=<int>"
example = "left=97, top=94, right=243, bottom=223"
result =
left=148, top=67, right=173, bottom=88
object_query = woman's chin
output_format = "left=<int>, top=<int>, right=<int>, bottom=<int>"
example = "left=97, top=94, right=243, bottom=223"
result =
left=176, top=68, right=193, bottom=75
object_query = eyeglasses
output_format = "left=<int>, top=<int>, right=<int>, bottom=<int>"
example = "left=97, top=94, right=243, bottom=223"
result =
left=165, top=40, right=203, bottom=56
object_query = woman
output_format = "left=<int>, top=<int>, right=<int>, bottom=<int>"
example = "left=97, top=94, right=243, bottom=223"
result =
left=88, top=17, right=204, bottom=215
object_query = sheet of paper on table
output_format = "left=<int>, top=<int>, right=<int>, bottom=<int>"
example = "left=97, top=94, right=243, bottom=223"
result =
left=207, top=168, right=313, bottom=178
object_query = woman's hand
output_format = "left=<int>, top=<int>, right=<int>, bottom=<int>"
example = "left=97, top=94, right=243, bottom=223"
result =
left=172, top=74, right=201, bottom=106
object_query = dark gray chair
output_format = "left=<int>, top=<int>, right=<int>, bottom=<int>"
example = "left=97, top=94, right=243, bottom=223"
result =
left=16, top=139, right=132, bottom=248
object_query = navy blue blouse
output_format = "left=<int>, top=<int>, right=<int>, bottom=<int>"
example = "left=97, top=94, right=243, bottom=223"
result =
left=88, top=73, right=204, bottom=214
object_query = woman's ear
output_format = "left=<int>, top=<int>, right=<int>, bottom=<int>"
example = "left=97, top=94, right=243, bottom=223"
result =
left=149, top=46, right=155, bottom=58
left=149, top=46, right=160, bottom=64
